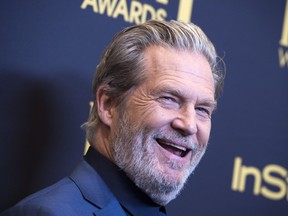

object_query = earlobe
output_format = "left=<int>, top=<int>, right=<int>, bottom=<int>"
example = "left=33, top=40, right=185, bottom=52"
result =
left=96, top=84, right=114, bottom=127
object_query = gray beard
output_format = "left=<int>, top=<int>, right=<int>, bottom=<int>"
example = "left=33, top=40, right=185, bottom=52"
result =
left=110, top=113, right=206, bottom=206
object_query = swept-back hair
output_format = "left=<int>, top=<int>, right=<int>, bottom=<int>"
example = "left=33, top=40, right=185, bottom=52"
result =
left=84, top=20, right=225, bottom=143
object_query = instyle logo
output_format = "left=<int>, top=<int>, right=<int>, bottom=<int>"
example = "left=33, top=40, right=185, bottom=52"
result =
left=279, top=0, right=288, bottom=68
left=231, top=157, right=288, bottom=202
left=80, top=0, right=194, bottom=24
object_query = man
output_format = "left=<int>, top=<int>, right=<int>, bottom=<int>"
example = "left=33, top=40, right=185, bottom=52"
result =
left=2, top=20, right=224, bottom=215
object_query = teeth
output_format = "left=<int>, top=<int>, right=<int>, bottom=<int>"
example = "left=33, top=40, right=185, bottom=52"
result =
left=168, top=143, right=187, bottom=151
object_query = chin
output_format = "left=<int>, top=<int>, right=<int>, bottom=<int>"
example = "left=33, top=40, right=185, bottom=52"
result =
left=149, top=182, right=185, bottom=206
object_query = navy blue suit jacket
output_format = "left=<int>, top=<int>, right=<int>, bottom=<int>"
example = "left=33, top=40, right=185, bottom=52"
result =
left=1, top=161, right=127, bottom=216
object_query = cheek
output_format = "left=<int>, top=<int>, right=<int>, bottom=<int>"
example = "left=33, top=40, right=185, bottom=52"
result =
left=197, top=122, right=212, bottom=147
left=143, top=108, right=175, bottom=129
left=129, top=103, right=174, bottom=129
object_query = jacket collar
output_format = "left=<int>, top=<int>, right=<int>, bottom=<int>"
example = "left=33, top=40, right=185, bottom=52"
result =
left=69, top=160, right=126, bottom=216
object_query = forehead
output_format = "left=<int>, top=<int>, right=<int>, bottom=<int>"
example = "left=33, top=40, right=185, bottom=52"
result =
left=142, top=46, right=214, bottom=93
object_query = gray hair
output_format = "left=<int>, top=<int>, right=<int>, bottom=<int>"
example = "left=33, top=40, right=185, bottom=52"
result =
left=84, top=20, right=225, bottom=144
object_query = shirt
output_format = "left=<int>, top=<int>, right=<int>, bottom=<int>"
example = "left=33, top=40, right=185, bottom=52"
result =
left=85, top=147, right=166, bottom=216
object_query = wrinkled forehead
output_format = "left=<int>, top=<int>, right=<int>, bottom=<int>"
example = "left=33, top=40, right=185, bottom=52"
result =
left=142, top=46, right=214, bottom=88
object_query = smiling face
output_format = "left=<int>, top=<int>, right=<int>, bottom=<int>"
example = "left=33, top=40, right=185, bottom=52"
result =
left=108, top=46, right=216, bottom=205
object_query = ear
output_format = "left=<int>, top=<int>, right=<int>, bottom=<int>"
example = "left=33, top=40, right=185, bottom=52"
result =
left=96, top=84, right=115, bottom=127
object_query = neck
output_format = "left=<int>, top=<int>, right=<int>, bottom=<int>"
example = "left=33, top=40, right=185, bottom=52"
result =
left=91, top=123, right=114, bottom=162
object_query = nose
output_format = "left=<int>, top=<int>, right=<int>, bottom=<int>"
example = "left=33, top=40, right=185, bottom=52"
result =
left=171, top=108, right=197, bottom=136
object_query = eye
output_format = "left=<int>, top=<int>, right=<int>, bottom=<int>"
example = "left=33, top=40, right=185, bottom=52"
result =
left=195, top=107, right=211, bottom=119
left=159, top=96, right=176, bottom=102
left=157, top=95, right=180, bottom=108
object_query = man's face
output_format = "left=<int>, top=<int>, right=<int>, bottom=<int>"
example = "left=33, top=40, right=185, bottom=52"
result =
left=110, top=46, right=216, bottom=205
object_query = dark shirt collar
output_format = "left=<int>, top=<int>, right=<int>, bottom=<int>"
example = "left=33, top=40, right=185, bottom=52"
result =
left=85, top=147, right=166, bottom=216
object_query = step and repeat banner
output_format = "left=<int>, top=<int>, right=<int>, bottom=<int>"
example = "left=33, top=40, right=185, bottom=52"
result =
left=0, top=0, right=287, bottom=215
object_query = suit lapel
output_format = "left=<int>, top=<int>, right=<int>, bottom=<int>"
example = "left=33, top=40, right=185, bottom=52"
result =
left=92, top=198, right=127, bottom=216
left=70, top=161, right=126, bottom=216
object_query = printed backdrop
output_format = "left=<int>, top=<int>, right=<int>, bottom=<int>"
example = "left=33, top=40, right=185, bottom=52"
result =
left=1, top=0, right=287, bottom=215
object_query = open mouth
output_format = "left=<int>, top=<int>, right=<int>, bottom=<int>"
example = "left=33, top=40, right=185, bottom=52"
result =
left=156, top=138, right=190, bottom=158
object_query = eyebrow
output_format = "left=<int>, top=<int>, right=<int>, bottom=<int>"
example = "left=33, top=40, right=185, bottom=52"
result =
left=199, top=100, right=218, bottom=111
left=151, top=85, right=184, bottom=98
left=151, top=84, right=217, bottom=109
